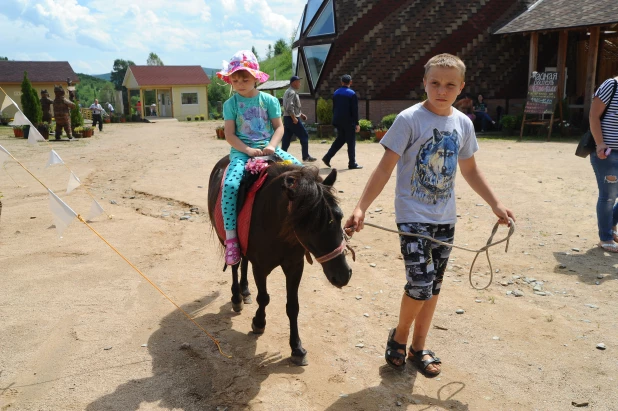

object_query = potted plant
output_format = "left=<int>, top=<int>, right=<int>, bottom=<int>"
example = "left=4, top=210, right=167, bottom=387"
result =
left=200, top=114, right=205, bottom=121
left=316, top=97, right=334, bottom=138
left=104, top=116, right=111, bottom=124
left=20, top=71, right=42, bottom=140
left=381, top=113, right=397, bottom=130
left=81, top=125, right=93, bottom=137
left=194, top=115, right=200, bottom=121
left=119, top=115, right=126, bottom=123
left=37, top=122, right=50, bottom=140
left=215, top=125, right=225, bottom=139
left=499, top=115, right=517, bottom=136
left=374, top=128, right=387, bottom=141
left=358, top=119, right=373, bottom=140
left=73, top=126, right=83, bottom=138
left=186, top=116, right=192, bottom=121
left=12, top=125, right=24, bottom=138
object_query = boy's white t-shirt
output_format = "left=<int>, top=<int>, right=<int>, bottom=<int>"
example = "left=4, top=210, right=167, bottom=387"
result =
left=380, top=103, right=479, bottom=225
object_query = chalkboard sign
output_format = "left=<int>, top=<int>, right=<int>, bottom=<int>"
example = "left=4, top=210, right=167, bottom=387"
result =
left=524, top=72, right=558, bottom=114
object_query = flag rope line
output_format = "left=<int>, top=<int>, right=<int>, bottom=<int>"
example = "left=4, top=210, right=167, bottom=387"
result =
left=3, top=163, right=24, bottom=187
left=3, top=149, right=230, bottom=358
left=0, top=86, right=112, bottom=219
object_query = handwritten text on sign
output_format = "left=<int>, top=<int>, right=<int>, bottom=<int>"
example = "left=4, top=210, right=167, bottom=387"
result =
left=525, top=72, right=558, bottom=114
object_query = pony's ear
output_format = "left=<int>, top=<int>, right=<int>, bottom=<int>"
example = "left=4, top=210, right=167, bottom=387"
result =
left=322, top=169, right=337, bottom=186
left=282, top=175, right=298, bottom=200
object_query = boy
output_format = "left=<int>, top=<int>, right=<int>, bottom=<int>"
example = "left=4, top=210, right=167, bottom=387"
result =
left=344, top=54, right=515, bottom=377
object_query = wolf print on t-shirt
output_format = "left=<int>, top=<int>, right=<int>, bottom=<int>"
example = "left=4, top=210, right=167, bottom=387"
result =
left=411, top=128, right=460, bottom=205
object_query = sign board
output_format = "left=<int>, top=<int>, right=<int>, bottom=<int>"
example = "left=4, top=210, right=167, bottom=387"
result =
left=524, top=71, right=558, bottom=114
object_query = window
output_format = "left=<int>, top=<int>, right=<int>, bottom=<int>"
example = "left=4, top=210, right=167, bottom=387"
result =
left=308, top=0, right=335, bottom=37
left=304, top=44, right=331, bottom=89
left=296, top=55, right=311, bottom=94
left=302, top=0, right=324, bottom=33
left=292, top=48, right=299, bottom=76
left=181, top=93, right=198, bottom=104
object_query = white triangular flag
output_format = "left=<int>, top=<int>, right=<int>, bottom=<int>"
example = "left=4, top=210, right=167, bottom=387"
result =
left=0, top=145, right=10, bottom=166
left=66, top=172, right=81, bottom=194
left=10, top=111, right=30, bottom=126
left=27, top=124, right=45, bottom=145
left=46, top=150, right=64, bottom=168
left=0, top=95, right=16, bottom=112
left=48, top=189, right=77, bottom=238
left=87, top=199, right=105, bottom=221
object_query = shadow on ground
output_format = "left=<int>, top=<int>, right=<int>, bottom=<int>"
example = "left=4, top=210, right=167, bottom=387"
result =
left=87, top=292, right=304, bottom=410
left=553, top=247, right=618, bottom=285
left=325, top=365, right=469, bottom=410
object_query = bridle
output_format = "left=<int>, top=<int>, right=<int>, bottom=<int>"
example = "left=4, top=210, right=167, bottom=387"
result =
left=295, top=230, right=356, bottom=265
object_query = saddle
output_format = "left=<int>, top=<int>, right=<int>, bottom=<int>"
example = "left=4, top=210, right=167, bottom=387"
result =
left=214, top=156, right=277, bottom=254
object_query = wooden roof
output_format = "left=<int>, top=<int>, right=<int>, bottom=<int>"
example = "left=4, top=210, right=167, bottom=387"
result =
left=125, top=66, right=211, bottom=87
left=0, top=61, right=79, bottom=84
left=495, top=0, right=618, bottom=34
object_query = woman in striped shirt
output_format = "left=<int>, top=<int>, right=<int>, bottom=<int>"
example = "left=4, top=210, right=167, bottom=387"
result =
left=590, top=76, right=618, bottom=252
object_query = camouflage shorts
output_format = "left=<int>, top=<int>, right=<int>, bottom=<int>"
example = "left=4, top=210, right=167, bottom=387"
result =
left=397, top=222, right=455, bottom=301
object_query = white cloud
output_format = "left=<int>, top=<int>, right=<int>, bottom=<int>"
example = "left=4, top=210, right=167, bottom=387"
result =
left=220, top=0, right=236, bottom=12
left=201, top=5, right=211, bottom=21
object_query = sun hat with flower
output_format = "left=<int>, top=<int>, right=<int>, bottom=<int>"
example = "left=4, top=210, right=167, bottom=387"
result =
left=217, top=50, right=269, bottom=85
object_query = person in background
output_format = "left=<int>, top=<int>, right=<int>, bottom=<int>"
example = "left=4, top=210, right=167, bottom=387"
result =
left=322, top=74, right=362, bottom=169
left=589, top=74, right=618, bottom=252
left=136, top=100, right=142, bottom=118
left=281, top=75, right=316, bottom=162
left=106, top=102, right=114, bottom=117
left=474, top=94, right=496, bottom=132
left=90, top=99, right=104, bottom=132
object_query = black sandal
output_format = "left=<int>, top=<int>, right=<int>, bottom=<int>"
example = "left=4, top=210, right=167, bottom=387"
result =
left=385, top=328, right=407, bottom=370
left=409, top=348, right=441, bottom=378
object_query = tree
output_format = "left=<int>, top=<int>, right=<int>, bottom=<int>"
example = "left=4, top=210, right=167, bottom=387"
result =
left=98, top=83, right=116, bottom=107
left=267, top=44, right=273, bottom=59
left=0, top=56, right=8, bottom=61
left=208, top=77, right=231, bottom=118
left=20, top=71, right=42, bottom=125
left=274, top=38, right=289, bottom=56
left=110, top=59, right=135, bottom=115
left=110, top=59, right=135, bottom=90
left=251, top=46, right=259, bottom=61
left=147, top=52, right=164, bottom=66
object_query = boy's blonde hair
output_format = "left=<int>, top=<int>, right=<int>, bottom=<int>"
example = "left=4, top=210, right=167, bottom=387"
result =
left=424, top=54, right=466, bottom=80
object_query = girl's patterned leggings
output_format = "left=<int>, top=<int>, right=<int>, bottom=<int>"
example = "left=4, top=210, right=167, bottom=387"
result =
left=222, top=146, right=301, bottom=231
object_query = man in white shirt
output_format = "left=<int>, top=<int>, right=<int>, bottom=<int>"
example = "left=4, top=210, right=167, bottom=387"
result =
left=106, top=102, right=114, bottom=117
left=90, top=99, right=104, bottom=131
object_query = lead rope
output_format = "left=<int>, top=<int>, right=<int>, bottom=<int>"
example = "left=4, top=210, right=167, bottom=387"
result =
left=357, top=218, right=515, bottom=290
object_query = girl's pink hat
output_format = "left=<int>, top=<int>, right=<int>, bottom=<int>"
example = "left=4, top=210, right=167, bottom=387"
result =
left=217, top=50, right=269, bottom=85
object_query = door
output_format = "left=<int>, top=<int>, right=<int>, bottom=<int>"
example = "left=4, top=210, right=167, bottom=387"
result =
left=158, top=90, right=172, bottom=117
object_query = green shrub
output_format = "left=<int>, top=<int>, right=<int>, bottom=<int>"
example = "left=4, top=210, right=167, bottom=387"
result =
left=359, top=119, right=373, bottom=131
left=20, top=72, right=42, bottom=125
left=381, top=113, right=397, bottom=129
left=499, top=115, right=517, bottom=130
left=316, top=98, right=333, bottom=124
left=194, top=115, right=200, bottom=121
left=186, top=116, right=191, bottom=121
left=70, top=105, right=83, bottom=128
left=200, top=114, right=205, bottom=121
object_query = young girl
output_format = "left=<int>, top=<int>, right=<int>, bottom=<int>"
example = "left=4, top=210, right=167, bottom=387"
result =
left=217, top=50, right=302, bottom=265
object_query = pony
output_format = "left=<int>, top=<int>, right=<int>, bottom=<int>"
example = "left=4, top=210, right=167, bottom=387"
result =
left=208, top=157, right=353, bottom=365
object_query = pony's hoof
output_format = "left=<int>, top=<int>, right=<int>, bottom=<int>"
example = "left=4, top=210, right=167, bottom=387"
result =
left=232, top=301, right=243, bottom=312
left=290, top=354, right=308, bottom=366
left=243, top=295, right=253, bottom=304
left=251, top=320, right=265, bottom=334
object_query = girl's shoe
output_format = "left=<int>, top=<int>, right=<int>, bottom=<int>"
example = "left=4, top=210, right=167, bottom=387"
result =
left=225, top=238, right=241, bottom=265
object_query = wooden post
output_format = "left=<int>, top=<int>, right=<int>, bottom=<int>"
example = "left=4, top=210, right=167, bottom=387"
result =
left=556, top=30, right=568, bottom=129
left=547, top=112, right=555, bottom=141
left=528, top=32, right=538, bottom=79
left=139, top=88, right=145, bottom=118
left=584, top=27, right=601, bottom=119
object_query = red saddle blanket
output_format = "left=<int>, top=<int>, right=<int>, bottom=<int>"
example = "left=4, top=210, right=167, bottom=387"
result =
left=214, top=167, right=269, bottom=255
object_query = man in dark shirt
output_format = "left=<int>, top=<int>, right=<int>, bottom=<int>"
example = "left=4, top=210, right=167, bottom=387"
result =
left=322, top=74, right=362, bottom=169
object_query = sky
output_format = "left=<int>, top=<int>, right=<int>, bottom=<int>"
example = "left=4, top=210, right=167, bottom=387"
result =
left=0, top=0, right=306, bottom=75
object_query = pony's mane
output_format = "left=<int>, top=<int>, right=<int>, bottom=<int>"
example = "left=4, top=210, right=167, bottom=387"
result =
left=267, top=164, right=339, bottom=241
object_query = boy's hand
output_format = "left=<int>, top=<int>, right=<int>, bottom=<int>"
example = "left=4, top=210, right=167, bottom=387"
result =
left=492, top=203, right=516, bottom=226
left=262, top=145, right=275, bottom=155
left=246, top=147, right=263, bottom=157
left=344, top=207, right=365, bottom=236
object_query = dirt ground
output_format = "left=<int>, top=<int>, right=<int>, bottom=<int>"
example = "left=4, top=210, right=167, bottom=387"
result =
left=0, top=121, right=616, bottom=411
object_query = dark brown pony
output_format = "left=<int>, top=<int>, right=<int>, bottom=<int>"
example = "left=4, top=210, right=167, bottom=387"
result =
left=208, top=156, right=352, bottom=365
